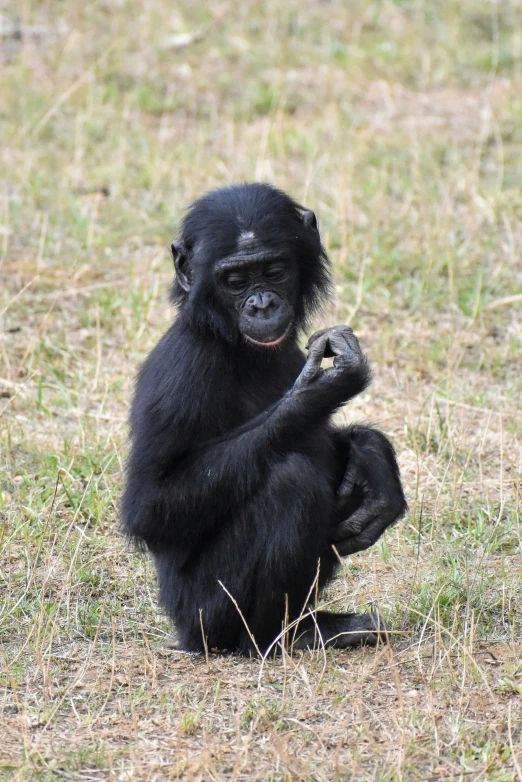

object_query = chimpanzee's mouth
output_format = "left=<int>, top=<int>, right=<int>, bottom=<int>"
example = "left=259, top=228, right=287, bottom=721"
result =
left=243, top=326, right=291, bottom=349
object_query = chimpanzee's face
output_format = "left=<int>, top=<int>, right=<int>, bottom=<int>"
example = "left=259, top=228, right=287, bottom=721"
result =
left=213, top=234, right=298, bottom=348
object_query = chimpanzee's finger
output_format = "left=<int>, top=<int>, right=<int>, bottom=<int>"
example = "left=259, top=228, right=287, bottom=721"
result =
left=334, top=515, right=389, bottom=556
left=331, top=499, right=387, bottom=540
left=344, top=329, right=360, bottom=349
left=324, top=331, right=353, bottom=359
left=295, top=333, right=328, bottom=387
left=337, top=462, right=366, bottom=497
left=306, top=325, right=354, bottom=354
left=305, top=327, right=330, bottom=350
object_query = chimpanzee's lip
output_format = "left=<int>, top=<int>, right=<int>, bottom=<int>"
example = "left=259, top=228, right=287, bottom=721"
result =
left=244, top=326, right=291, bottom=348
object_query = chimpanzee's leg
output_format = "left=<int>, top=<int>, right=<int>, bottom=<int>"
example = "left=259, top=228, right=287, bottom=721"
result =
left=156, top=446, right=391, bottom=656
left=237, top=453, right=385, bottom=654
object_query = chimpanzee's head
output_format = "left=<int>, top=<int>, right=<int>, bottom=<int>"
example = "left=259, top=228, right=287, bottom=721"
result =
left=170, top=183, right=332, bottom=348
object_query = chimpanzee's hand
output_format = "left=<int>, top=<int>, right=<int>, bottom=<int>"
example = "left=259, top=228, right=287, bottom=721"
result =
left=293, top=326, right=371, bottom=407
left=331, top=427, right=407, bottom=557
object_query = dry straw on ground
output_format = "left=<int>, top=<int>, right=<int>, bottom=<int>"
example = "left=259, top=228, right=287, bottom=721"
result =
left=1, top=1, right=521, bottom=779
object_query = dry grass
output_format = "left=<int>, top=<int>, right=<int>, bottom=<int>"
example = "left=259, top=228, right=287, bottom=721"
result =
left=1, top=0, right=521, bottom=779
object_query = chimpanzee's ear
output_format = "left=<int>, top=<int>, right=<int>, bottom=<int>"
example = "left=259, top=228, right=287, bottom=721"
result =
left=171, top=241, right=192, bottom=292
left=302, top=210, right=319, bottom=233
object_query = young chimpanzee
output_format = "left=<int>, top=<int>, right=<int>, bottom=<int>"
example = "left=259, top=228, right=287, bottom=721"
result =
left=122, top=183, right=407, bottom=655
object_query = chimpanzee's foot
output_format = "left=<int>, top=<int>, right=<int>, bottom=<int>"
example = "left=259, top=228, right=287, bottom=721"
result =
left=291, top=610, right=387, bottom=650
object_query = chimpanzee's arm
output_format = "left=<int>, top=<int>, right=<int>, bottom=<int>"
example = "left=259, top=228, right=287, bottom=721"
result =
left=123, top=327, right=370, bottom=550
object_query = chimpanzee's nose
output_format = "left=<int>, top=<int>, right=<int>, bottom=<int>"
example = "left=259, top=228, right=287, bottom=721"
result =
left=245, top=292, right=277, bottom=316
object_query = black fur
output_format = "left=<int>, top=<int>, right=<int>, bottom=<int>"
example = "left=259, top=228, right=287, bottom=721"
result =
left=122, top=183, right=407, bottom=655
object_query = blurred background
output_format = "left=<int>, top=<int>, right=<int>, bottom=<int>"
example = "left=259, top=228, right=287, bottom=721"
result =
left=1, top=1, right=521, bottom=779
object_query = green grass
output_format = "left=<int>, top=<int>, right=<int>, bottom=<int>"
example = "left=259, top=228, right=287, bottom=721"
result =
left=1, top=0, right=521, bottom=779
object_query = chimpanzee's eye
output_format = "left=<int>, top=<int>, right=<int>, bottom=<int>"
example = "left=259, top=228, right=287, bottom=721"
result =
left=223, top=272, right=248, bottom=292
left=265, top=265, right=288, bottom=282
